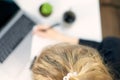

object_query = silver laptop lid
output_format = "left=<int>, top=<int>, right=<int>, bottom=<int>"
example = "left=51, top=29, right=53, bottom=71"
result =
left=0, top=1, right=35, bottom=63
left=0, top=1, right=35, bottom=79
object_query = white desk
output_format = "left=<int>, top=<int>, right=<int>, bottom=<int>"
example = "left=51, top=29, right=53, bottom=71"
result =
left=15, top=0, right=102, bottom=41
left=14, top=0, right=102, bottom=80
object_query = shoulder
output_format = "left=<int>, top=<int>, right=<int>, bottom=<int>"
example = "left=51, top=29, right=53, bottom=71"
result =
left=99, top=37, right=120, bottom=49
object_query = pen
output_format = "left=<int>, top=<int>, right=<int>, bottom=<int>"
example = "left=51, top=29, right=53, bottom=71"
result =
left=30, top=56, right=37, bottom=69
left=41, top=23, right=60, bottom=32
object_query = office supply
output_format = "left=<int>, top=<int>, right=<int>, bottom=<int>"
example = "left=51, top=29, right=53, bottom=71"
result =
left=0, top=1, right=35, bottom=80
left=30, top=56, right=37, bottom=69
left=41, top=23, right=60, bottom=31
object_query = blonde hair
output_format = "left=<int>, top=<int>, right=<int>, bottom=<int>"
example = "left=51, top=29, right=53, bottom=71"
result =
left=32, top=43, right=113, bottom=80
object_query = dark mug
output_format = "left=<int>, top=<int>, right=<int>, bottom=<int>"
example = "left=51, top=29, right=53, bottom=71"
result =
left=63, top=10, right=76, bottom=24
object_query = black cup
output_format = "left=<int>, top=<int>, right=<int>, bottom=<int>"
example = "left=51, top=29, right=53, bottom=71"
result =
left=63, top=10, right=76, bottom=24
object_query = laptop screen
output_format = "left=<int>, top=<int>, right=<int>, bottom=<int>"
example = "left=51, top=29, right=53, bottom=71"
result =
left=0, top=1, right=19, bottom=31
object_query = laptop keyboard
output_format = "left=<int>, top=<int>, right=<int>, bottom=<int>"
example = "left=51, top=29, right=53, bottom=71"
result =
left=0, top=15, right=35, bottom=63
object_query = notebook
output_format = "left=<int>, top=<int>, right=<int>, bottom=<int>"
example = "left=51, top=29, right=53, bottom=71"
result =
left=0, top=1, right=35, bottom=80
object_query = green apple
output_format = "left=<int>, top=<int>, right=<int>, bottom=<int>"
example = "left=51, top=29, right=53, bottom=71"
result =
left=40, top=3, right=52, bottom=17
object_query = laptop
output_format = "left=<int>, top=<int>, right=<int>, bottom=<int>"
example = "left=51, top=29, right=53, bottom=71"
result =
left=0, top=1, right=35, bottom=80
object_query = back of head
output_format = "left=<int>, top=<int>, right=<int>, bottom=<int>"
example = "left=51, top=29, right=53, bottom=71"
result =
left=32, top=43, right=113, bottom=80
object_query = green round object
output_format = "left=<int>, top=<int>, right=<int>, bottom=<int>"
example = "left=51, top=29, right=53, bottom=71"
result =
left=39, top=3, right=52, bottom=17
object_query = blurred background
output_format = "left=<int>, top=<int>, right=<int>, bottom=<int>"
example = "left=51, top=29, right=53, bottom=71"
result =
left=100, top=0, right=120, bottom=38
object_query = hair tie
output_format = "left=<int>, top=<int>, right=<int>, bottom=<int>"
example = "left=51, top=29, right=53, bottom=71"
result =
left=63, top=72, right=77, bottom=80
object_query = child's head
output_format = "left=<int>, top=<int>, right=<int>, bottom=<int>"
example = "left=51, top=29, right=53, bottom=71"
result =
left=32, top=43, right=112, bottom=80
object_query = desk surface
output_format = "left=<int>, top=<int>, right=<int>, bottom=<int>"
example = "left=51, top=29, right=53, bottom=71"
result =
left=15, top=0, right=102, bottom=41
left=14, top=0, right=102, bottom=80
